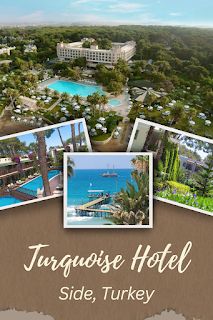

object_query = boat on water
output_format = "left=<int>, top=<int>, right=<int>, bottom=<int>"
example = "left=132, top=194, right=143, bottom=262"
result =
left=101, top=165, right=118, bottom=177
left=87, top=189, right=111, bottom=201
left=102, top=172, right=118, bottom=177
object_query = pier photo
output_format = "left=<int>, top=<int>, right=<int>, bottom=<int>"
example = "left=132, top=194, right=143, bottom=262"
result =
left=63, top=153, right=153, bottom=228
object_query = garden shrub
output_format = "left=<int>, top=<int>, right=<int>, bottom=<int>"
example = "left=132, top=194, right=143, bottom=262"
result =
left=154, top=181, right=165, bottom=191
left=157, top=160, right=164, bottom=172
left=166, top=181, right=191, bottom=194
left=160, top=141, right=180, bottom=181
left=169, top=148, right=180, bottom=181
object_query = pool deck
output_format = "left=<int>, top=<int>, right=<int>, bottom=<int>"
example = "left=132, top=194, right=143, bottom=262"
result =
left=107, top=91, right=129, bottom=117
left=38, top=77, right=59, bottom=90
left=49, top=174, right=61, bottom=194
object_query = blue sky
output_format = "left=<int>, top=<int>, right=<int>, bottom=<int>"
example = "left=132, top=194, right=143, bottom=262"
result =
left=0, top=0, right=212, bottom=27
left=18, top=122, right=83, bottom=150
left=68, top=155, right=136, bottom=169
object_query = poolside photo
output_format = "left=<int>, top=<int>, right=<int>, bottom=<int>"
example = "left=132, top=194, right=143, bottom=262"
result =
left=128, top=119, right=213, bottom=215
left=0, top=119, right=91, bottom=211
left=63, top=152, right=153, bottom=228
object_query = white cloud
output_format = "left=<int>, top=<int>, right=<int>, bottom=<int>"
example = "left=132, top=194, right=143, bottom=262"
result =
left=17, top=10, right=44, bottom=23
left=73, top=0, right=92, bottom=4
left=169, top=12, right=182, bottom=17
left=71, top=0, right=117, bottom=5
left=109, top=3, right=147, bottom=13
left=60, top=11, right=157, bottom=26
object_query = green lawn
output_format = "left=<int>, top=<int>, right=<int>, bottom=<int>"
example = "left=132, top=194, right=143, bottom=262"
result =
left=155, top=189, right=213, bottom=213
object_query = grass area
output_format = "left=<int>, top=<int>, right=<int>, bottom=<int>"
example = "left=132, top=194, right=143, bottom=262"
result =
left=92, top=133, right=111, bottom=141
left=155, top=189, right=213, bottom=213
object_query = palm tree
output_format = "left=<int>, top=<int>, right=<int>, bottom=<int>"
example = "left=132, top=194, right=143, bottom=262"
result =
left=131, top=155, right=149, bottom=173
left=170, top=103, right=185, bottom=125
left=35, top=131, right=51, bottom=196
left=61, top=92, right=69, bottom=101
left=78, top=122, right=82, bottom=148
left=100, top=95, right=108, bottom=109
left=5, top=88, right=19, bottom=109
left=114, top=171, right=149, bottom=225
left=44, top=87, right=51, bottom=96
left=73, top=94, right=81, bottom=104
left=71, top=123, right=77, bottom=151
left=87, top=92, right=102, bottom=116
left=57, top=128, right=66, bottom=148
left=67, top=157, right=75, bottom=177
left=53, top=90, right=60, bottom=99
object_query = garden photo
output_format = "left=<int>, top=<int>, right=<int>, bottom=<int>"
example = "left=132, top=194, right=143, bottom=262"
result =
left=128, top=119, right=213, bottom=214
left=64, top=153, right=153, bottom=228
left=0, top=119, right=91, bottom=211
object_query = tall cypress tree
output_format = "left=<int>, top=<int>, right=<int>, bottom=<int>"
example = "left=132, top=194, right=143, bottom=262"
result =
left=195, top=155, right=213, bottom=196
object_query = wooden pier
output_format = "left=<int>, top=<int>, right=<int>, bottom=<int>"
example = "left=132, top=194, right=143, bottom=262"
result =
left=75, top=196, right=115, bottom=217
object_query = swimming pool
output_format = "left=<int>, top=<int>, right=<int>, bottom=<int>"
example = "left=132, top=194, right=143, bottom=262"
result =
left=48, top=80, right=105, bottom=98
left=17, top=170, right=60, bottom=193
left=0, top=196, right=22, bottom=207
left=109, top=98, right=121, bottom=107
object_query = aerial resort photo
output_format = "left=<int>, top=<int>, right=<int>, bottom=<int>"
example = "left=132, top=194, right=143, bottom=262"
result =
left=64, top=153, right=153, bottom=228
left=0, top=119, right=91, bottom=211
left=128, top=119, right=213, bottom=215
left=0, top=23, right=212, bottom=154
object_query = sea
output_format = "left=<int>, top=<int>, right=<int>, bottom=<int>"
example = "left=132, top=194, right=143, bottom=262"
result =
left=66, top=169, right=133, bottom=226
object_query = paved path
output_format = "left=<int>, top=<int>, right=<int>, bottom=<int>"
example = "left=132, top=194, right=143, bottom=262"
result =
left=92, top=121, right=132, bottom=152
left=48, top=98, right=61, bottom=111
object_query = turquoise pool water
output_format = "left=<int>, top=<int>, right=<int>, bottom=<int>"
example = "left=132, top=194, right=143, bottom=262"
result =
left=0, top=170, right=61, bottom=209
left=48, top=80, right=105, bottom=98
left=18, top=170, right=60, bottom=192
left=109, top=98, right=121, bottom=107
left=0, top=196, right=22, bottom=207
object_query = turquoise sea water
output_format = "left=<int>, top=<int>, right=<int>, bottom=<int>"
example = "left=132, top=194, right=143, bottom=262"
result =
left=67, top=168, right=133, bottom=226
left=48, top=80, right=105, bottom=97
left=0, top=196, right=22, bottom=208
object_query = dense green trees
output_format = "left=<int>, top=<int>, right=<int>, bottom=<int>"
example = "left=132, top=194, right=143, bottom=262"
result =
left=0, top=25, right=212, bottom=139
left=95, top=60, right=128, bottom=94
left=195, top=155, right=213, bottom=197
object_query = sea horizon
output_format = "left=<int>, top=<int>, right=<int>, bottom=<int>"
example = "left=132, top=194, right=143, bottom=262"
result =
left=67, top=168, right=133, bottom=206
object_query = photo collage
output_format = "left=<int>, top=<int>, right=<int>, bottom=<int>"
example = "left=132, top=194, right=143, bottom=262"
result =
left=0, top=32, right=212, bottom=226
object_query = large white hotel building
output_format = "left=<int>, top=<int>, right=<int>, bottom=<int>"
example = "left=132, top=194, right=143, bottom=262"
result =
left=57, top=38, right=136, bottom=67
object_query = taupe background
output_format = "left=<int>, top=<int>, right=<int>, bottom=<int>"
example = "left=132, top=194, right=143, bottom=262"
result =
left=0, top=198, right=212, bottom=320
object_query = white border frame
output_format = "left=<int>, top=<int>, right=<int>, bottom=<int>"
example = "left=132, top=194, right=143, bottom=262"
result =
left=63, top=152, right=153, bottom=229
left=0, top=118, right=92, bottom=212
left=127, top=118, right=213, bottom=216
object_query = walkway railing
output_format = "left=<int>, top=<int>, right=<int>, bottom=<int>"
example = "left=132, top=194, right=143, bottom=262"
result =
left=10, top=188, right=37, bottom=201
left=16, top=186, right=37, bottom=198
